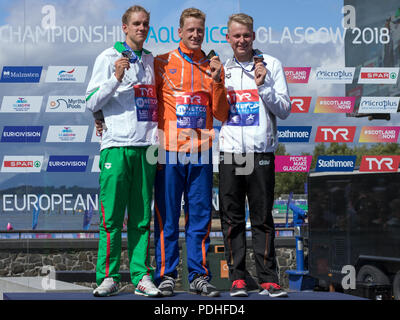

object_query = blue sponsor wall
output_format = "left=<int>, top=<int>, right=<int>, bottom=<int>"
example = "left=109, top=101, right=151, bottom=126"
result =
left=0, top=0, right=399, bottom=232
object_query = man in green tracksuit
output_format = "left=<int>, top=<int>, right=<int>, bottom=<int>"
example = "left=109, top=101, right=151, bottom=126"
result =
left=85, top=5, right=160, bottom=297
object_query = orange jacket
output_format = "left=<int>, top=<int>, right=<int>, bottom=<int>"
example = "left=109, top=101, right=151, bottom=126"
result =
left=154, top=42, right=229, bottom=153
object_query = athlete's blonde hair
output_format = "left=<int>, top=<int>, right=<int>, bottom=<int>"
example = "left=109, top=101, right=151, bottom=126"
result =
left=122, top=5, right=150, bottom=25
left=227, top=13, right=254, bottom=31
left=179, top=8, right=206, bottom=28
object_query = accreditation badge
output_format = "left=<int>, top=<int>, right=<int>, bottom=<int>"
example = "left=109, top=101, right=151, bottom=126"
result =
left=226, top=89, right=260, bottom=126
left=175, top=92, right=209, bottom=129
left=134, top=84, right=158, bottom=122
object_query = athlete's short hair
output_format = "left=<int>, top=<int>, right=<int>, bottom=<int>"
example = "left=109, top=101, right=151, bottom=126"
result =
left=179, top=8, right=206, bottom=28
left=122, top=5, right=150, bottom=25
left=227, top=13, right=254, bottom=31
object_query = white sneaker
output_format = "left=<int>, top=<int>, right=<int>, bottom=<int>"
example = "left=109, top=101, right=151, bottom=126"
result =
left=135, top=275, right=161, bottom=297
left=93, top=277, right=119, bottom=297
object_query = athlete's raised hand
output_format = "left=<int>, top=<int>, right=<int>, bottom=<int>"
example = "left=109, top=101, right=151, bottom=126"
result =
left=209, top=56, right=222, bottom=83
left=114, top=57, right=130, bottom=82
left=254, top=61, right=267, bottom=86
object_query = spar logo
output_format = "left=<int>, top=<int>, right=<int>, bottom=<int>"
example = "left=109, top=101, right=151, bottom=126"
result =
left=284, top=67, right=311, bottom=83
left=290, top=97, right=311, bottom=113
left=1, top=156, right=44, bottom=172
left=360, top=156, right=400, bottom=172
left=358, top=67, right=399, bottom=84
left=45, top=66, right=88, bottom=83
left=315, top=126, right=357, bottom=143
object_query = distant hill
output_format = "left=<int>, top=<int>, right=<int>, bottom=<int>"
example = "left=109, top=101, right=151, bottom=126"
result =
left=0, top=172, right=99, bottom=193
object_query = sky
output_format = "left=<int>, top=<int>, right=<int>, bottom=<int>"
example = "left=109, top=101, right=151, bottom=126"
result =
left=0, top=0, right=399, bottom=193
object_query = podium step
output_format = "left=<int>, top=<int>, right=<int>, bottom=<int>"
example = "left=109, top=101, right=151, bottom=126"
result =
left=0, top=277, right=92, bottom=300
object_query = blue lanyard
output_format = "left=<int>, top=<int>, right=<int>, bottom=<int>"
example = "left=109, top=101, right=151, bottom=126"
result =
left=122, top=42, right=139, bottom=63
left=178, top=47, right=208, bottom=65
left=233, top=50, right=267, bottom=73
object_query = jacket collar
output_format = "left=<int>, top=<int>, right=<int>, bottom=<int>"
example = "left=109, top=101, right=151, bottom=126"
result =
left=178, top=41, right=205, bottom=62
left=113, top=41, right=151, bottom=55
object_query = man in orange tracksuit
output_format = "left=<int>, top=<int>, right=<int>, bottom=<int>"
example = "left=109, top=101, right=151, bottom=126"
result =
left=153, top=8, right=230, bottom=297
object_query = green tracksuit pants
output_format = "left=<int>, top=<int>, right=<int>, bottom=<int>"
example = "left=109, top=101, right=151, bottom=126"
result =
left=96, top=146, right=156, bottom=286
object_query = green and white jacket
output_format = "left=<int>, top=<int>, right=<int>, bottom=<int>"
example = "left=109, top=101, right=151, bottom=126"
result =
left=86, top=42, right=158, bottom=151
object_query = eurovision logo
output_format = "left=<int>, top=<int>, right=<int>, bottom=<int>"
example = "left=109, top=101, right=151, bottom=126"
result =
left=360, top=155, right=400, bottom=172
left=358, top=67, right=399, bottom=84
left=1, top=156, right=44, bottom=173
left=46, top=155, right=89, bottom=172
left=1, top=126, right=43, bottom=143
left=275, top=155, right=312, bottom=172
left=290, top=97, right=312, bottom=113
left=284, top=67, right=311, bottom=84
left=45, top=66, right=88, bottom=83
left=314, top=96, right=356, bottom=113
left=359, top=126, right=400, bottom=143
left=315, top=126, right=357, bottom=143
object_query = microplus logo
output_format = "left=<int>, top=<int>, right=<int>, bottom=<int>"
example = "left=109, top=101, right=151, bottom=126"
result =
left=1, top=126, right=43, bottom=142
left=315, top=67, right=355, bottom=83
left=358, top=97, right=400, bottom=114
left=47, top=155, right=89, bottom=172
left=0, top=66, right=42, bottom=83
left=315, top=156, right=356, bottom=172
left=277, top=126, right=312, bottom=142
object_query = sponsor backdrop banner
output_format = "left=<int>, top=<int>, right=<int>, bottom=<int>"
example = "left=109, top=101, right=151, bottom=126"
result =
left=0, top=0, right=399, bottom=231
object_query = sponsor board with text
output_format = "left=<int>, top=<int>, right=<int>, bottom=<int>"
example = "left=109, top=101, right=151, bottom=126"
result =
left=1, top=156, right=44, bottom=172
